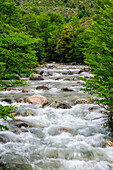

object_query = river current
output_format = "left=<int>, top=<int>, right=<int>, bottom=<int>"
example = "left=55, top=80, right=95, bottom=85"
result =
left=0, top=64, right=113, bottom=170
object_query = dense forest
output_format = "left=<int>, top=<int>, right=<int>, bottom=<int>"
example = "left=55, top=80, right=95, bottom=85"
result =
left=0, top=0, right=113, bottom=130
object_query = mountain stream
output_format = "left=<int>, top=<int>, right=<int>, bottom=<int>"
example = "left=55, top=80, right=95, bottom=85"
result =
left=0, top=64, right=113, bottom=170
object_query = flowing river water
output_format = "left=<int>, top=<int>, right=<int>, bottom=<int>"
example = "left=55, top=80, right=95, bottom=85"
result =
left=0, top=64, right=113, bottom=170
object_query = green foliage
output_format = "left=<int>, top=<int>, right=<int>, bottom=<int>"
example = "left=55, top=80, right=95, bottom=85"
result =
left=80, top=0, right=113, bottom=130
left=0, top=32, right=38, bottom=76
left=56, top=25, right=82, bottom=63
left=0, top=105, right=15, bottom=130
left=0, top=0, right=39, bottom=130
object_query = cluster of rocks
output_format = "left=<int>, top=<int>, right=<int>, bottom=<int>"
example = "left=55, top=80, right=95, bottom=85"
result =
left=30, top=75, right=44, bottom=81
left=39, top=70, right=53, bottom=76
left=2, top=98, right=24, bottom=104
left=29, top=70, right=53, bottom=81
left=50, top=101, right=72, bottom=109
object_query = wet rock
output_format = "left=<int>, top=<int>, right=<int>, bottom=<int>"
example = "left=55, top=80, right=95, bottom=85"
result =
left=13, top=127, right=29, bottom=134
left=76, top=80, right=85, bottom=84
left=25, top=95, right=48, bottom=106
left=36, top=86, right=49, bottom=90
left=14, top=129, right=23, bottom=134
left=50, top=101, right=72, bottom=109
left=25, top=110, right=34, bottom=116
left=58, top=103, right=72, bottom=109
left=22, top=89, right=29, bottom=93
left=15, top=98, right=24, bottom=103
left=39, top=70, right=53, bottom=76
left=3, top=98, right=23, bottom=104
left=77, top=67, right=91, bottom=74
left=62, top=71, right=74, bottom=75
left=77, top=69, right=84, bottom=74
left=46, top=64, right=56, bottom=69
left=55, top=78, right=62, bottom=80
left=2, top=98, right=12, bottom=104
left=5, top=87, right=18, bottom=91
left=30, top=76, right=44, bottom=81
left=0, top=163, right=33, bottom=170
left=50, top=101, right=59, bottom=108
left=103, top=141, right=113, bottom=147
left=14, top=119, right=28, bottom=128
left=75, top=98, right=91, bottom=104
left=61, top=87, right=74, bottom=92
left=39, top=71, right=44, bottom=75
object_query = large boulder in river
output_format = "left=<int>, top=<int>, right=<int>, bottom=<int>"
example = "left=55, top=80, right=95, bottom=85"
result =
left=25, top=95, right=48, bottom=106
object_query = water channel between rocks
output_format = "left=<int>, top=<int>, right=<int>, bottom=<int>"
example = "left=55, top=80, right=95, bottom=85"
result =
left=0, top=64, right=113, bottom=170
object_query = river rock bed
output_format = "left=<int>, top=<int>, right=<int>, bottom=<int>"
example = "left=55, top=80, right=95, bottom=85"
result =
left=0, top=64, right=113, bottom=170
